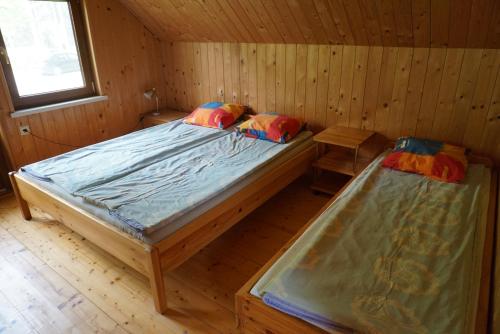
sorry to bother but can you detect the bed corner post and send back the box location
[234,293,243,331]
[8,171,32,220]
[146,246,167,314]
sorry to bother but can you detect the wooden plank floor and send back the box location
[0,176,329,334]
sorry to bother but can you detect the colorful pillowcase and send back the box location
[183,102,245,129]
[237,113,304,144]
[382,137,468,183]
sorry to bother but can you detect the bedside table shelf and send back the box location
[313,126,374,149]
[141,109,187,128]
[313,149,372,176]
[311,126,384,195]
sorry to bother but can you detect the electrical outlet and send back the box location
[19,125,30,136]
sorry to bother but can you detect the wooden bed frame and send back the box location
[8,143,317,314]
[235,155,498,334]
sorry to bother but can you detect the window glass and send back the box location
[0,0,85,97]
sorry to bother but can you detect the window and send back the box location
[0,0,94,110]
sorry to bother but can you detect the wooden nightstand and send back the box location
[311,126,384,194]
[141,108,187,128]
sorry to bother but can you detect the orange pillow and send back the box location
[237,113,304,143]
[183,102,245,129]
[382,137,467,183]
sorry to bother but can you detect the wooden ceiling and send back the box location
[120,0,500,48]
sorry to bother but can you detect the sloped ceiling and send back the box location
[120,0,500,48]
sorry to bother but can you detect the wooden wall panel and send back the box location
[1,0,498,168]
[0,0,166,168]
[415,48,447,138]
[120,0,500,48]
[162,42,500,163]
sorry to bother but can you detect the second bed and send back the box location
[237,152,497,334]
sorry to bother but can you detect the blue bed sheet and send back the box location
[22,120,228,194]
[76,131,312,233]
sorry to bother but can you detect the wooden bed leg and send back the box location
[8,172,32,220]
[146,246,167,314]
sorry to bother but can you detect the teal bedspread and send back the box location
[22,120,312,234]
[22,120,227,193]
[76,130,311,233]
[252,153,490,334]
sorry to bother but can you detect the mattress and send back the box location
[21,122,314,244]
[251,153,491,334]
